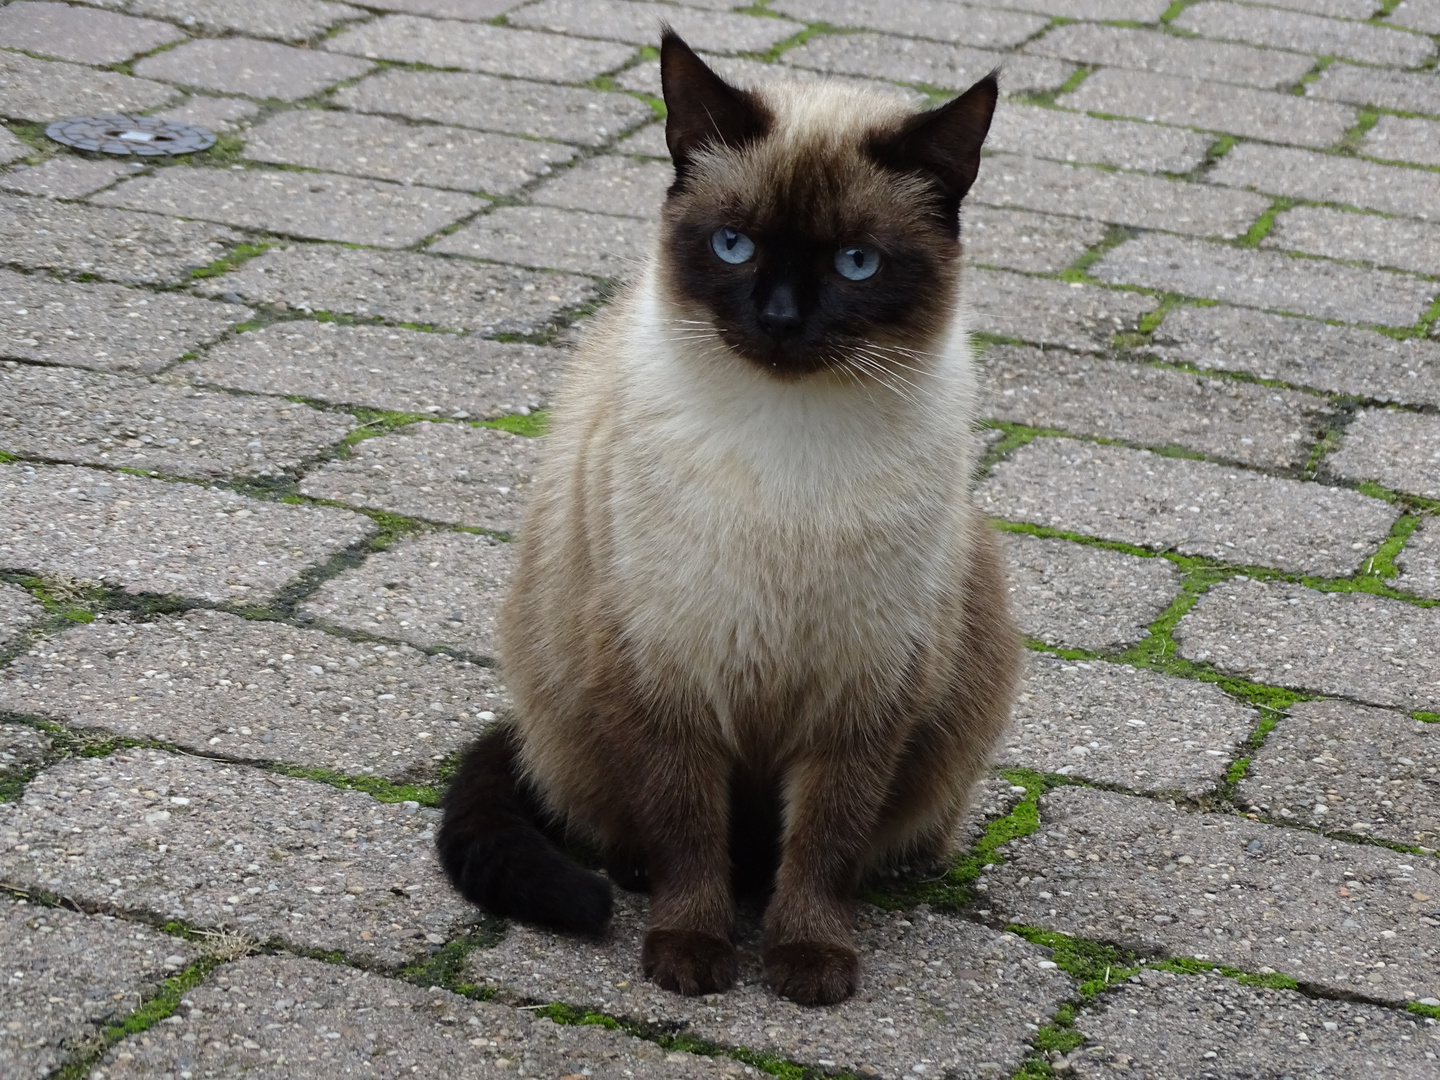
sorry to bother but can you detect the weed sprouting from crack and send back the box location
[268,763,442,806]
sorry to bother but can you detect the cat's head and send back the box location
[656,30,996,379]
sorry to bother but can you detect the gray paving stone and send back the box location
[987,103,1213,174]
[1397,517,1440,600]
[966,270,1158,352]
[300,530,514,660]
[1329,408,1440,499]
[616,120,668,158]
[1024,23,1315,91]
[1265,205,1440,277]
[94,953,743,1080]
[0,1,184,65]
[1306,61,1440,116]
[190,321,564,420]
[987,785,1440,1003]
[0,895,199,1080]
[1364,113,1440,168]
[0,722,49,778]
[0,609,507,781]
[982,0,1171,18]
[470,892,1073,1080]
[430,204,657,277]
[1091,232,1436,327]
[1069,967,1440,1078]
[0,583,45,649]
[1003,532,1181,651]
[298,422,540,534]
[963,205,1104,274]
[0,157,132,200]
[1148,304,1440,408]
[781,31,1076,95]
[1391,0,1440,32]
[194,244,595,336]
[362,0,526,17]
[1236,700,1439,848]
[1003,657,1255,796]
[613,53,928,106]
[969,154,1268,238]
[509,0,803,53]
[979,438,1398,575]
[1208,142,1440,222]
[1175,1,1435,68]
[150,94,261,135]
[770,0,1048,49]
[1175,577,1440,711]
[0,750,475,965]
[92,167,484,249]
[324,15,636,82]
[0,364,354,479]
[1264,0,1386,15]
[0,124,28,166]
[0,267,248,373]
[244,109,577,197]
[127,0,366,41]
[530,154,672,220]
[0,461,376,603]
[0,50,176,122]
[1062,68,1355,149]
[133,38,374,102]
[980,345,1329,468]
[335,70,655,147]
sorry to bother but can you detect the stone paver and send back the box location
[134,38,374,102]
[980,344,1330,468]
[1175,577,1440,711]
[1306,61,1440,116]
[988,785,1440,1003]
[1210,141,1440,222]
[150,94,261,135]
[431,204,658,277]
[0,583,45,649]
[512,0,803,54]
[1176,1,1436,67]
[531,154,673,220]
[365,0,524,16]
[300,530,514,660]
[0,125,28,166]
[128,0,366,41]
[1397,517,1440,599]
[0,462,376,603]
[0,750,475,965]
[0,157,133,200]
[0,895,200,1080]
[298,422,540,534]
[1004,657,1256,796]
[1329,409,1440,498]
[784,32,1076,95]
[1237,699,1439,847]
[771,0,1049,49]
[0,1,185,65]
[963,205,1105,274]
[470,892,1073,1080]
[0,50,176,121]
[0,609,507,780]
[0,723,49,782]
[1392,0,1440,31]
[966,271,1158,352]
[981,438,1398,575]
[987,104,1213,174]
[1265,205,1440,277]
[615,54,928,107]
[195,244,595,335]
[1364,114,1440,168]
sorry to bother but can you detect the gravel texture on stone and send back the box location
[783,31,1075,95]
[989,0,1172,17]
[1175,1,1435,68]
[614,54,929,107]
[770,0,1048,48]
[0,751,476,966]
[963,206,1104,274]
[980,345,1330,468]
[0,609,507,781]
[0,723,50,779]
[151,94,261,135]
[987,785,1440,1003]
[0,462,376,603]
[980,438,1398,576]
[133,38,374,102]
[1209,141,1440,222]
[325,14,635,81]
[1002,531,1181,651]
[1236,699,1439,847]
[92,168,484,249]
[0,582,45,649]
[364,0,525,14]
[1266,204,1440,277]
[1364,113,1440,168]
[509,0,804,53]
[431,205,657,277]
[0,157,133,199]
[244,109,578,197]
[1306,61,1440,116]
[969,154,1267,238]
[616,120,667,158]
[0,895,200,1080]
[0,267,248,373]
[1329,408,1440,498]
[986,103,1213,174]
[190,321,564,420]
[966,271,1158,352]
[0,1,184,65]
[1148,303,1440,407]
[0,191,243,288]
[1175,577,1440,711]
[127,0,366,41]
[469,894,1074,1080]
[1002,656,1256,796]
[335,70,654,147]
[1093,232,1436,327]
[0,124,28,166]
[300,530,514,660]
[1062,67,1356,149]
[94,953,744,1080]
[195,244,594,336]
[0,50,176,122]
[1391,0,1440,31]
[531,154,673,220]
[0,364,354,479]
[1069,967,1440,1078]
[1397,516,1440,599]
[299,422,540,534]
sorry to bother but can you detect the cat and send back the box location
[437,29,1020,1007]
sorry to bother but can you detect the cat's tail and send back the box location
[436,724,613,934]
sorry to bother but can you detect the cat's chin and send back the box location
[721,335,833,379]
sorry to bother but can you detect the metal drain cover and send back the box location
[45,114,216,156]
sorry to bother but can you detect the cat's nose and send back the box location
[758,282,802,338]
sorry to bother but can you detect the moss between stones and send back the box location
[189,242,273,280]
[477,409,550,437]
[269,763,441,806]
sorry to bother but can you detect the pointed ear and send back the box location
[660,27,771,184]
[868,72,999,230]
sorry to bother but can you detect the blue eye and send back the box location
[712,227,755,264]
[834,244,879,281]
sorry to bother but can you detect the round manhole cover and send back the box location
[45,114,216,156]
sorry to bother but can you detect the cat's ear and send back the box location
[869,72,999,225]
[661,27,771,184]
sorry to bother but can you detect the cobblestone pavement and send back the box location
[1,0,1438,1076]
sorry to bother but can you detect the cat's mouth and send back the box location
[718,326,833,377]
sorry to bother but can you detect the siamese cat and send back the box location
[437,30,1020,1007]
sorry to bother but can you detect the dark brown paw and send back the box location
[641,929,737,996]
[763,941,859,1006]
